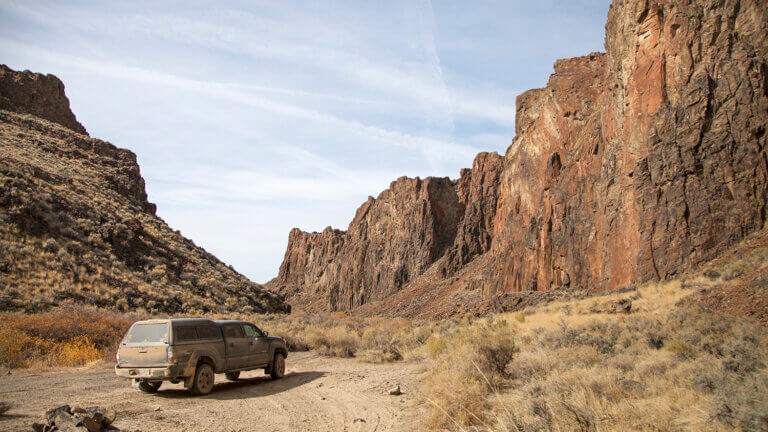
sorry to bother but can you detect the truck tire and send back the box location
[225,371,240,381]
[270,352,285,380]
[190,363,215,395]
[138,380,162,393]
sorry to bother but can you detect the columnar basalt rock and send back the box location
[272,0,768,316]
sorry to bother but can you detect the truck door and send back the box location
[222,324,249,369]
[243,323,270,366]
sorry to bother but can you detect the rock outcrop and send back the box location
[0,67,289,314]
[0,65,87,135]
[270,153,504,312]
[273,175,465,311]
[271,0,768,316]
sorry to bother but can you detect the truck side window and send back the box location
[197,326,221,340]
[243,324,261,338]
[223,324,244,339]
[175,326,198,342]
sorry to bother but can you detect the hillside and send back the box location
[0,65,290,314]
[268,0,768,317]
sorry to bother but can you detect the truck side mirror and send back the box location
[263,331,268,337]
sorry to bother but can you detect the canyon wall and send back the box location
[271,0,768,315]
[270,154,504,312]
[491,0,767,296]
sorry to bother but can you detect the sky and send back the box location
[0,0,611,283]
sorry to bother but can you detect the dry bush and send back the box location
[46,336,101,367]
[425,335,448,358]
[420,321,517,429]
[254,312,434,361]
[0,327,37,368]
[306,325,360,357]
[0,307,132,368]
[484,306,768,432]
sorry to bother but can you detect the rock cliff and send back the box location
[270,0,768,316]
[273,174,467,311]
[0,65,87,135]
[0,67,290,314]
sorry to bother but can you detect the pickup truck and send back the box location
[115,318,288,395]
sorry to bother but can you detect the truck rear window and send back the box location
[125,323,170,344]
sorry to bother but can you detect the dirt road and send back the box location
[0,352,424,431]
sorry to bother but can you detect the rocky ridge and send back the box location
[269,0,768,317]
[0,65,87,135]
[0,66,289,314]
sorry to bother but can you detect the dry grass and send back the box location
[252,312,436,362]
[414,276,768,431]
[420,320,517,428]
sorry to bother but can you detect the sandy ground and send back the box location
[0,352,424,431]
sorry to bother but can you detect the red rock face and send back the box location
[490,0,768,296]
[0,65,87,135]
[273,0,768,315]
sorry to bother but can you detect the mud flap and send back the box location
[184,377,193,389]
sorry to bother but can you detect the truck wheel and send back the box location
[138,380,162,393]
[270,353,285,380]
[225,371,240,381]
[190,363,215,395]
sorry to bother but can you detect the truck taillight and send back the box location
[116,351,120,365]
[167,346,176,363]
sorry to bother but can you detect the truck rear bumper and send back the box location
[115,365,183,380]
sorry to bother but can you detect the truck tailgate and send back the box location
[119,344,168,367]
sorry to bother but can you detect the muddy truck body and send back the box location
[115,318,287,395]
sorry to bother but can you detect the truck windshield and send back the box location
[125,323,170,344]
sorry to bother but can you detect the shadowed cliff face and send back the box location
[270,153,504,313]
[272,174,483,312]
[271,0,768,317]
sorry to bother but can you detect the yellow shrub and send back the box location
[0,309,132,368]
[425,336,447,358]
[47,336,101,367]
[0,327,37,368]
